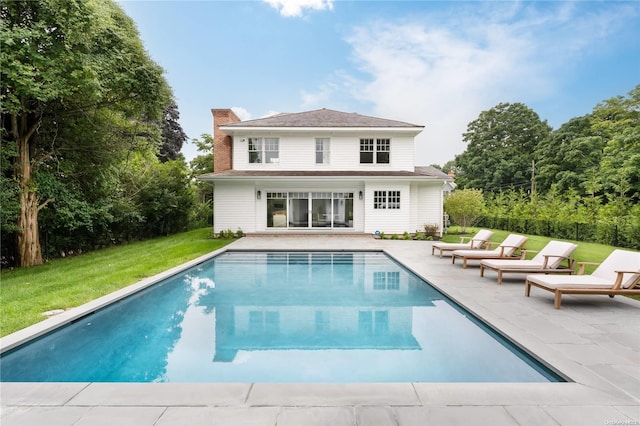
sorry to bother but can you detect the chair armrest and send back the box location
[459,236,471,243]
[485,241,496,249]
[520,249,538,260]
[577,261,600,275]
[612,270,640,289]
[469,238,489,248]
[541,254,573,269]
[497,245,525,258]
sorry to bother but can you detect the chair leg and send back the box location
[554,291,562,309]
[480,265,485,277]
[525,280,531,296]
[497,271,502,285]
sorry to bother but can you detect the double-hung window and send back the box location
[359,138,374,163]
[374,190,401,209]
[315,138,330,164]
[360,138,390,164]
[248,137,279,164]
[376,139,390,163]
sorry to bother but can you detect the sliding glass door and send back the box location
[288,192,309,228]
[312,192,332,228]
[267,192,354,229]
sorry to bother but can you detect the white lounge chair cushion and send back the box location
[482,259,547,270]
[529,241,578,268]
[482,241,577,271]
[433,242,477,251]
[591,249,640,288]
[526,274,622,289]
[453,234,527,259]
[433,230,493,250]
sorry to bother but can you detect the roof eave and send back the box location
[218,126,424,136]
[197,173,450,183]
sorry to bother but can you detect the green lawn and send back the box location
[0,228,233,337]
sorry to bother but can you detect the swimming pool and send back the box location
[0,251,564,382]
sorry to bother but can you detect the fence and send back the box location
[476,216,640,250]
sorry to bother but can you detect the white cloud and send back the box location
[263,0,333,17]
[231,106,252,121]
[300,2,636,166]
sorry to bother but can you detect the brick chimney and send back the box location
[212,108,241,172]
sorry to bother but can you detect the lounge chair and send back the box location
[479,241,577,284]
[451,234,528,268]
[525,249,640,309]
[431,229,494,258]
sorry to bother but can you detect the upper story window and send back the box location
[249,137,279,164]
[360,138,390,164]
[316,138,330,164]
[376,138,390,163]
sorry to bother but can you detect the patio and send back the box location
[2,235,639,425]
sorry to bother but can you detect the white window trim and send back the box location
[360,138,391,164]
[249,137,279,164]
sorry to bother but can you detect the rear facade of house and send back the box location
[198,108,451,235]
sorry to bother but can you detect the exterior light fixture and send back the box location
[257,190,261,199]
[359,191,363,200]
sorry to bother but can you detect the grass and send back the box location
[0,228,234,337]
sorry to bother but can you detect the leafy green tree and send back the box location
[534,116,603,194]
[158,102,187,162]
[137,158,194,237]
[444,189,485,232]
[455,103,551,192]
[592,86,640,202]
[1,0,170,266]
[189,134,214,226]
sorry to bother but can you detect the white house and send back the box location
[198,108,452,235]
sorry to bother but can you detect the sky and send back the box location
[118,0,640,166]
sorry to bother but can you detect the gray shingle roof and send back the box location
[220,108,423,129]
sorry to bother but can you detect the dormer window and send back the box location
[249,137,279,164]
[360,138,390,164]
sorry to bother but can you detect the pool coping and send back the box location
[2,236,639,425]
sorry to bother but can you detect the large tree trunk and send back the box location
[14,110,44,267]
[18,188,43,267]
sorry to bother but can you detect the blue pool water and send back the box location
[1,251,563,382]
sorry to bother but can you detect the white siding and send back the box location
[363,182,411,235]
[361,182,444,235]
[414,183,444,235]
[214,182,257,233]
[232,132,415,172]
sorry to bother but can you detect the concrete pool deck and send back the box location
[1,235,639,425]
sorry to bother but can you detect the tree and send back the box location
[189,134,214,226]
[444,189,485,232]
[1,0,170,266]
[591,85,640,202]
[455,103,551,191]
[158,102,187,162]
[534,116,603,194]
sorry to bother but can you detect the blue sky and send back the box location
[118,0,640,166]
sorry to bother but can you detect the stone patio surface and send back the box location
[2,235,639,425]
